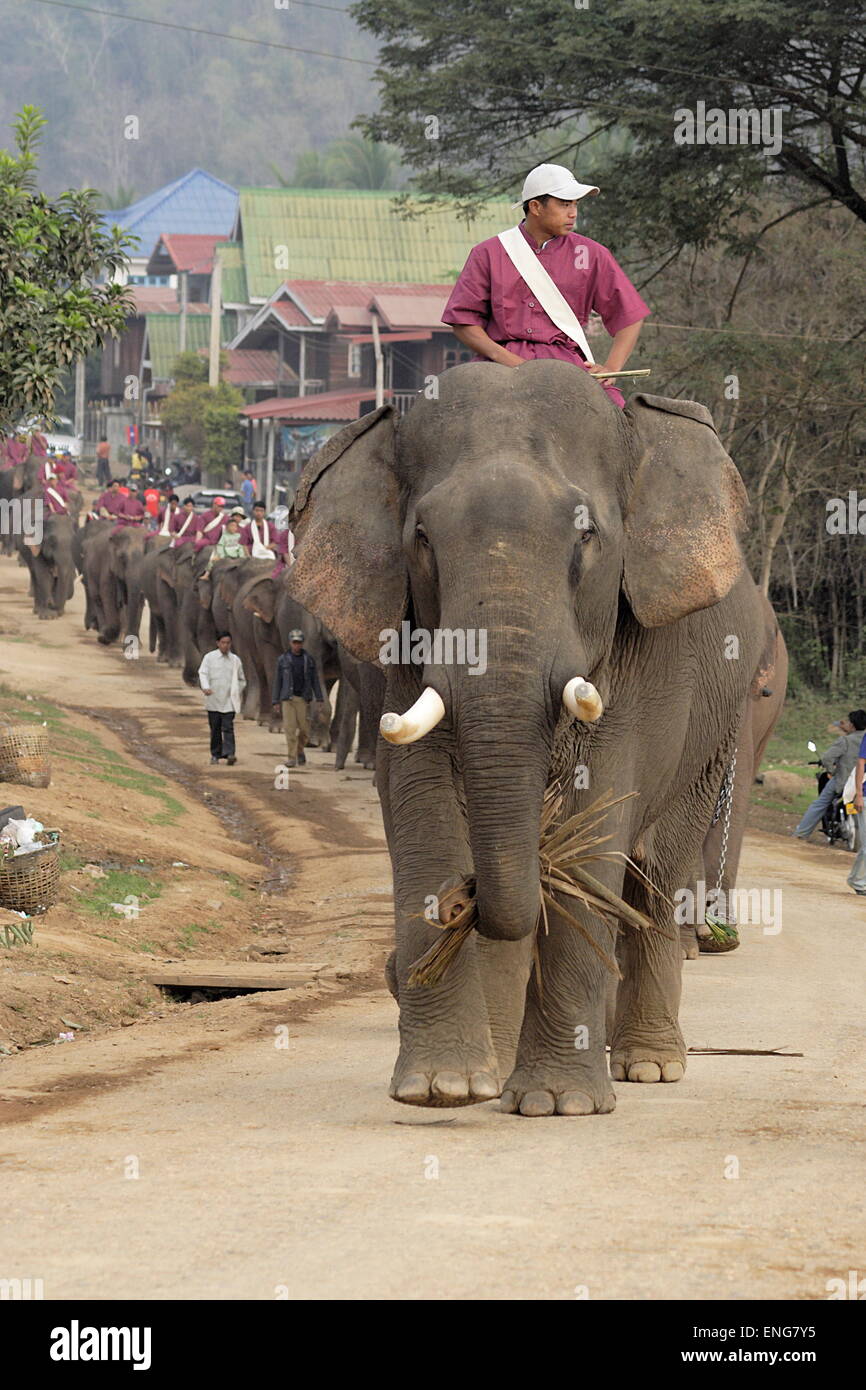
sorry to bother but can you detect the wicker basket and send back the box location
[0,724,51,788]
[0,832,61,915]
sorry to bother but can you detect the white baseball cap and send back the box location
[512,163,600,209]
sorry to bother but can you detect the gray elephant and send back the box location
[683,607,788,957]
[16,496,77,618]
[289,362,773,1117]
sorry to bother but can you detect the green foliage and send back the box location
[0,106,133,434]
[161,354,243,482]
[273,135,404,190]
[353,0,866,256]
[77,869,162,919]
[172,351,209,386]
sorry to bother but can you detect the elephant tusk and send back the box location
[380,687,446,745]
[563,676,604,723]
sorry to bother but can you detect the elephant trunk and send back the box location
[455,687,551,942]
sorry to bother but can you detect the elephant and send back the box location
[2,455,45,557]
[332,644,384,772]
[16,496,77,618]
[155,543,200,668]
[136,533,174,662]
[77,521,147,644]
[681,603,788,958]
[288,361,775,1118]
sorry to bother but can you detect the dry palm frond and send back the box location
[408,783,672,989]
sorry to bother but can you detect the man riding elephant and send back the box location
[288,360,783,1117]
[442,162,650,409]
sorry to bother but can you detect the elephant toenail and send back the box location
[556,1091,596,1115]
[393,1073,429,1102]
[518,1090,556,1117]
[469,1072,500,1099]
[431,1072,469,1101]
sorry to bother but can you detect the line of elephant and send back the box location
[2,453,382,773]
[75,522,385,772]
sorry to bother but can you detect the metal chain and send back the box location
[714,747,737,899]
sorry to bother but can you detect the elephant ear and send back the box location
[289,405,406,664]
[622,394,749,628]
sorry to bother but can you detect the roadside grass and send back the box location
[755,693,853,821]
[0,682,185,826]
[76,869,163,919]
[221,872,246,899]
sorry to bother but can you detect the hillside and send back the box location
[0,0,377,197]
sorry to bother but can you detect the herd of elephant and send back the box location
[1,451,383,772]
[5,367,790,1117]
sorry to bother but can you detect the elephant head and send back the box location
[289,362,747,942]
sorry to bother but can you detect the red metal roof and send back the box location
[195,348,297,387]
[149,233,224,276]
[241,388,389,422]
[286,279,452,324]
[369,291,449,331]
[273,300,315,329]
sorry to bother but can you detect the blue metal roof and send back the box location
[103,169,238,259]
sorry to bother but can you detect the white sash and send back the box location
[250,517,271,560]
[202,510,224,533]
[159,506,177,537]
[169,510,195,547]
[497,226,595,364]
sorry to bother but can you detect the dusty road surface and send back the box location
[1,554,865,1300]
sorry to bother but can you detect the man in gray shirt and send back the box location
[794,709,866,839]
[198,633,247,766]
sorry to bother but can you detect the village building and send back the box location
[88,175,513,496]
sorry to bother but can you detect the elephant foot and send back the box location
[389,1045,500,1108]
[499,1062,615,1117]
[680,925,700,961]
[610,1037,686,1084]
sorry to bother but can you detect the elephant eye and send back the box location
[579,523,596,545]
[415,524,430,546]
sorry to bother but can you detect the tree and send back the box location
[353,0,866,258]
[0,106,132,436]
[160,354,243,486]
[270,136,404,190]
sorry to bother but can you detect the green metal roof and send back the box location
[238,188,516,300]
[215,240,248,305]
[145,311,236,380]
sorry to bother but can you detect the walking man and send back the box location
[272,629,324,768]
[199,633,246,766]
[793,710,866,839]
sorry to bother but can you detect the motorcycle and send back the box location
[806,741,858,850]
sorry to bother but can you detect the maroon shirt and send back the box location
[442,223,650,407]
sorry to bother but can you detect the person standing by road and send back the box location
[847,730,866,896]
[241,470,257,515]
[198,633,246,766]
[272,629,324,768]
[96,437,111,488]
[793,711,866,840]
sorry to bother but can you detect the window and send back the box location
[443,348,473,369]
[347,343,362,378]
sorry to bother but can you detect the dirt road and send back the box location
[1,555,865,1300]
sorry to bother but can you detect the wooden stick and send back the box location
[587,368,652,379]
